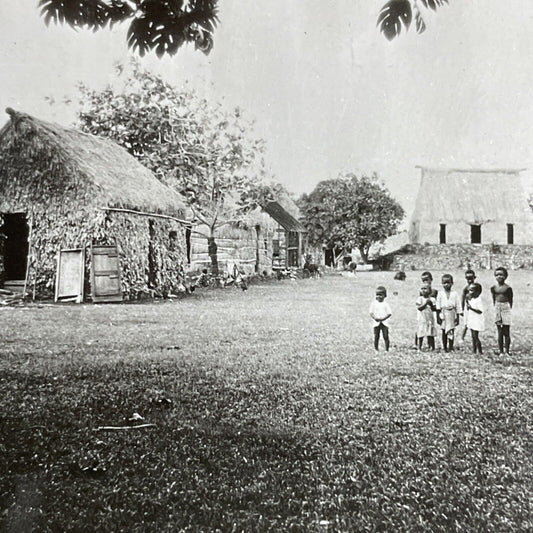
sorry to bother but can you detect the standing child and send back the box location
[369,286,392,352]
[436,274,461,352]
[461,269,477,341]
[413,271,438,347]
[491,267,513,355]
[465,283,484,354]
[416,285,437,351]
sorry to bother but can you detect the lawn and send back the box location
[1,270,532,532]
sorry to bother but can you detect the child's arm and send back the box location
[491,285,496,305]
[508,286,513,308]
[416,298,428,311]
[468,301,482,314]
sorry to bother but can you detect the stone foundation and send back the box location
[391,244,533,271]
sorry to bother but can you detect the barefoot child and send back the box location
[465,283,484,354]
[369,286,392,352]
[461,269,477,341]
[491,267,513,355]
[414,272,438,347]
[416,285,437,351]
[436,274,461,352]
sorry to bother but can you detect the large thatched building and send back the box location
[0,108,189,300]
[409,167,533,245]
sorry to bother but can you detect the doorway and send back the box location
[2,213,29,281]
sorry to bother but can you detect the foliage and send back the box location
[39,0,218,56]
[299,174,405,263]
[38,0,448,57]
[377,0,449,40]
[1,271,533,531]
[77,62,277,274]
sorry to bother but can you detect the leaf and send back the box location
[377,0,412,40]
[420,0,449,11]
[415,11,426,34]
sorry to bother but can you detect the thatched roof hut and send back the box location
[0,108,189,300]
[409,167,533,245]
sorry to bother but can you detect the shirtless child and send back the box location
[490,267,513,355]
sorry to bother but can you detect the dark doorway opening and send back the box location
[2,213,29,281]
[185,226,191,264]
[470,224,481,244]
[439,224,446,244]
[325,248,334,267]
[507,223,514,245]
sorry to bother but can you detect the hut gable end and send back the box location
[409,167,533,245]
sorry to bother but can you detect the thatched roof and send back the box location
[411,167,533,223]
[0,108,189,218]
[264,191,306,232]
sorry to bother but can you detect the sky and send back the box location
[1,1,533,213]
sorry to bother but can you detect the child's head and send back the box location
[468,282,482,298]
[494,266,508,283]
[441,274,453,289]
[420,285,431,298]
[375,286,387,301]
[465,269,476,284]
[421,271,433,285]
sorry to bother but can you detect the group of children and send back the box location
[369,267,514,355]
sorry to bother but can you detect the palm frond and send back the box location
[126,0,218,57]
[39,0,133,29]
[377,0,412,41]
[420,0,449,11]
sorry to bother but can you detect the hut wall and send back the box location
[189,229,275,276]
[415,220,533,245]
[0,203,186,299]
[96,212,186,298]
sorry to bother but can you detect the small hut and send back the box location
[409,167,533,245]
[263,192,306,269]
[0,108,190,300]
[187,191,307,275]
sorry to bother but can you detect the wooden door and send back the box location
[91,244,122,303]
[55,248,84,303]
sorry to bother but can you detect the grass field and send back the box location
[1,270,532,532]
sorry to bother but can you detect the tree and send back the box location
[77,62,276,275]
[299,174,404,264]
[377,0,449,40]
[39,0,449,59]
[39,0,218,56]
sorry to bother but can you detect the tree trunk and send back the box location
[207,236,219,276]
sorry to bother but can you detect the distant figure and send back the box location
[465,282,484,355]
[436,274,461,352]
[461,269,477,342]
[416,285,437,351]
[349,262,358,274]
[394,270,406,281]
[491,267,513,355]
[303,254,321,278]
[369,286,392,352]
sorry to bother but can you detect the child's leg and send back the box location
[461,325,468,340]
[476,333,483,354]
[382,325,390,351]
[414,333,418,348]
[471,330,479,354]
[417,336,423,350]
[441,330,448,351]
[373,326,381,350]
[448,329,455,351]
[503,325,511,354]
[497,325,504,354]
[428,336,435,351]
